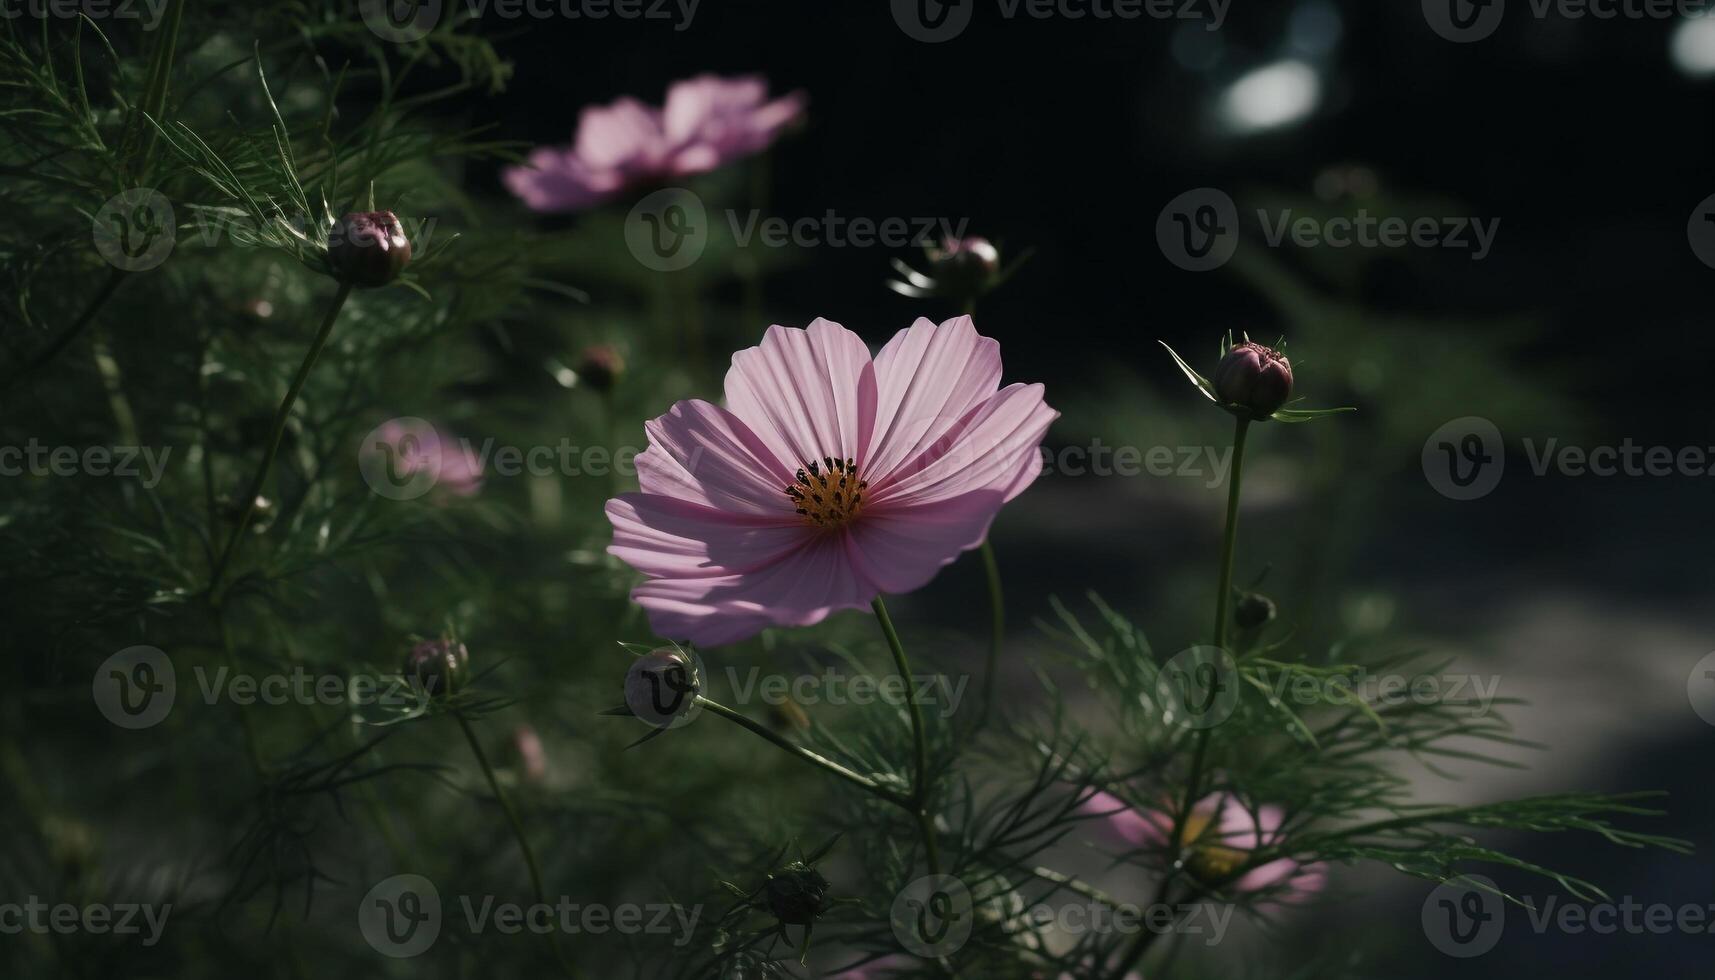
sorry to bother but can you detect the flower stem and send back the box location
[1212,416,1251,651]
[456,710,581,980]
[207,281,352,596]
[871,597,943,876]
[1108,416,1252,980]
[975,539,1005,729]
[696,696,910,807]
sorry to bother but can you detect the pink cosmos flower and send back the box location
[1078,789,1327,901]
[605,316,1056,647]
[504,74,806,212]
[364,418,484,497]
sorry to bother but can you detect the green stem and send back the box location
[1212,416,1251,651]
[697,696,909,807]
[2,267,127,391]
[1109,416,1252,980]
[871,597,943,876]
[208,281,352,595]
[456,711,580,980]
[975,539,1004,729]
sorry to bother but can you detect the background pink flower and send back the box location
[606,316,1056,647]
[504,74,806,212]
[366,418,484,497]
[1078,788,1327,902]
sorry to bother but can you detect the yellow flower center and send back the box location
[785,457,866,529]
[1177,808,1250,884]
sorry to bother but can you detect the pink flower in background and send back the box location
[364,418,484,497]
[504,74,806,212]
[1078,789,1327,901]
[606,316,1056,647]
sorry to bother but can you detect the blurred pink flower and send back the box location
[504,74,806,212]
[606,316,1056,647]
[367,419,484,497]
[1078,789,1326,901]
[513,724,548,783]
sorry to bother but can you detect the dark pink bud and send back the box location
[577,344,625,393]
[1212,341,1293,419]
[328,211,412,288]
[927,236,1001,296]
[403,637,469,697]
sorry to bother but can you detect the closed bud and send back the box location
[1235,592,1277,630]
[1213,341,1292,420]
[328,211,412,288]
[927,236,1001,297]
[577,344,625,393]
[404,637,469,697]
[764,866,831,925]
[624,648,701,728]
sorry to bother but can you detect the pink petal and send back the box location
[844,490,1008,595]
[1075,790,1170,848]
[606,494,806,580]
[865,316,1003,485]
[573,96,667,170]
[722,319,877,473]
[634,399,794,516]
[627,534,873,646]
[866,382,1056,509]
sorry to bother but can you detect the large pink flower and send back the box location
[606,316,1056,647]
[504,74,806,212]
[1078,789,1327,901]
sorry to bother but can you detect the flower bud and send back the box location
[404,637,469,697]
[1212,341,1292,420]
[577,344,625,393]
[624,648,701,728]
[1234,592,1277,630]
[927,236,1001,297]
[764,867,831,925]
[328,211,411,288]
